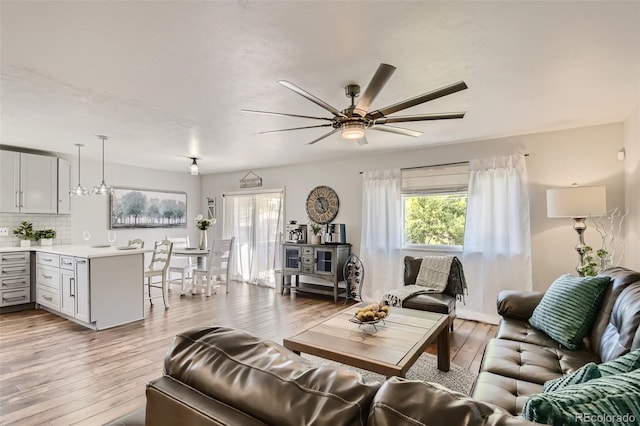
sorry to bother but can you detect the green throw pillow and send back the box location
[599,349,640,376]
[523,369,640,426]
[543,362,601,393]
[529,274,610,350]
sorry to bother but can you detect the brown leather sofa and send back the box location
[472,266,640,416]
[109,325,533,426]
[108,266,639,425]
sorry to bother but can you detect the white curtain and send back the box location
[360,169,403,302]
[461,154,532,324]
[222,190,283,287]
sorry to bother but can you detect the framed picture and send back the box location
[110,188,187,229]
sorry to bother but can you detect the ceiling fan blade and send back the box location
[370,125,423,137]
[353,63,396,117]
[241,109,333,122]
[356,135,368,147]
[278,80,347,118]
[375,112,466,124]
[368,80,468,120]
[258,124,333,135]
[307,128,340,145]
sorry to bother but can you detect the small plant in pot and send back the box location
[13,221,35,247]
[35,229,56,246]
[309,223,322,245]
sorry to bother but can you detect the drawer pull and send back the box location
[42,295,53,302]
[62,261,72,266]
[2,281,27,287]
[2,268,26,274]
[3,295,26,302]
[42,275,53,279]
[42,258,53,262]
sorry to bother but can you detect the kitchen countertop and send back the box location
[0,244,151,258]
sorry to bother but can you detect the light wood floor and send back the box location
[0,282,497,425]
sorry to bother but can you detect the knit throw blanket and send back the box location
[382,285,433,307]
[415,255,454,292]
[382,256,468,307]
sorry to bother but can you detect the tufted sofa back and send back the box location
[591,267,640,362]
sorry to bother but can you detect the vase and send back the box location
[40,238,53,246]
[199,230,208,250]
[19,240,31,247]
[311,235,321,245]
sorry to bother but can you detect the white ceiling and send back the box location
[1,1,638,174]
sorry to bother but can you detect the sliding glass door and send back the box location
[222,189,283,287]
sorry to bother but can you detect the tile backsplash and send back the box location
[0,213,71,247]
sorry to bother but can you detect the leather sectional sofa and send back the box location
[108,266,639,425]
[472,266,640,415]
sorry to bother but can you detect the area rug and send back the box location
[303,353,477,395]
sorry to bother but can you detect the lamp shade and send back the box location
[546,186,606,218]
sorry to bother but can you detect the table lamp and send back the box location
[546,185,606,276]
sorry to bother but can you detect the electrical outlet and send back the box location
[0,227,9,236]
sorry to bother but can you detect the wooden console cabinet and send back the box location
[281,243,351,303]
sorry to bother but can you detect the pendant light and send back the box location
[189,157,199,175]
[69,143,89,196]
[93,135,113,195]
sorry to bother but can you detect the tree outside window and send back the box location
[403,192,467,247]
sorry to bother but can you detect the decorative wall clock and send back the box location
[306,186,339,224]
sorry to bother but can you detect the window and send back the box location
[401,164,469,250]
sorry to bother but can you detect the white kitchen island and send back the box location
[0,245,150,330]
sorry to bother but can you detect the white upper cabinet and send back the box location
[0,150,20,212]
[57,158,71,214]
[0,150,58,213]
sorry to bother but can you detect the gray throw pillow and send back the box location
[529,274,610,350]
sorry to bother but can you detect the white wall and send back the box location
[202,123,626,292]
[68,157,202,248]
[624,104,640,270]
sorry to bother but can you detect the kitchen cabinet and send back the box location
[35,252,61,311]
[281,243,351,303]
[0,150,58,213]
[57,158,71,214]
[60,256,89,323]
[0,251,30,307]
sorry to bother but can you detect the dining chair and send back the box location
[144,239,173,308]
[190,237,234,297]
[128,238,145,249]
[167,235,193,294]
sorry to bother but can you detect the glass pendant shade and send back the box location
[93,135,113,196]
[189,157,199,175]
[69,143,89,196]
[341,122,365,139]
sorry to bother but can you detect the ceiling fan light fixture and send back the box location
[92,135,113,196]
[341,122,365,140]
[189,157,199,175]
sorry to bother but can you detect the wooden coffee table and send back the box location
[283,302,450,378]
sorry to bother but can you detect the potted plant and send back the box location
[13,221,35,247]
[35,229,56,246]
[309,223,322,245]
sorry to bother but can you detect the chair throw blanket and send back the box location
[415,255,454,292]
[382,256,468,307]
[382,284,433,307]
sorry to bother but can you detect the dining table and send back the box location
[172,247,210,270]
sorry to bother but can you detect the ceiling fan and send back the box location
[242,63,468,146]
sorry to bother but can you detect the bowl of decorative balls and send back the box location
[349,303,390,327]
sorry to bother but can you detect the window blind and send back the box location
[401,163,470,194]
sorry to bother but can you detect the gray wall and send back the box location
[202,122,627,293]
